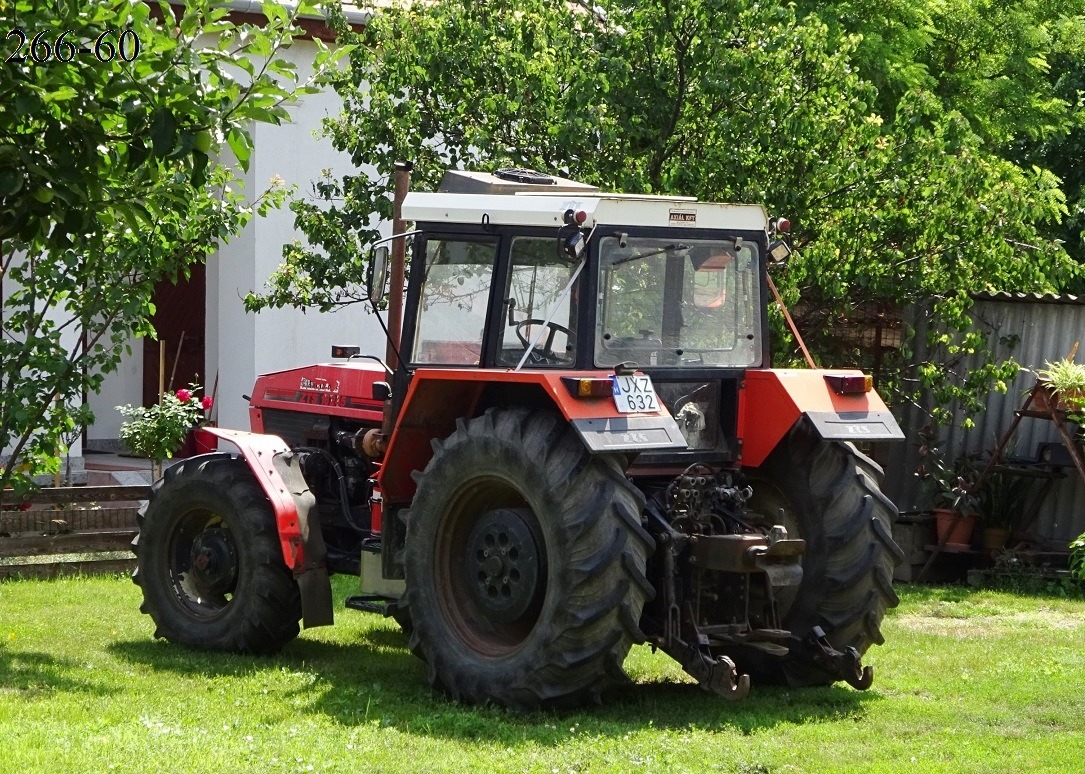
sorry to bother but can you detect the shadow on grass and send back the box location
[0,643,117,699]
[108,621,877,744]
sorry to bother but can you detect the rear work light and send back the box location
[824,373,873,395]
[560,376,614,398]
[331,344,360,358]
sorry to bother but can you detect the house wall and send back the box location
[89,348,143,441]
[89,38,388,442]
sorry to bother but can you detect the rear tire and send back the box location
[401,408,654,708]
[132,454,301,655]
[742,421,904,686]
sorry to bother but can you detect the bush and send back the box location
[117,388,211,463]
[1070,534,1085,582]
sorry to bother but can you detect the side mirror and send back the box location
[367,245,390,302]
[692,268,727,309]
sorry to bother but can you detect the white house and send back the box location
[86,3,389,452]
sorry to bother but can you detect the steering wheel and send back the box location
[602,329,662,366]
[514,318,573,363]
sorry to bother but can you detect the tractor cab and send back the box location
[392,169,774,463]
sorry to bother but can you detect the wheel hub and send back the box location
[466,508,541,623]
[187,528,237,597]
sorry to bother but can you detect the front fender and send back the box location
[199,427,333,629]
[378,368,686,506]
[737,369,903,468]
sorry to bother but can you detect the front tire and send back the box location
[401,409,654,708]
[742,421,904,686]
[132,454,302,654]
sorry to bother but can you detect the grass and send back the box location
[2,576,1085,773]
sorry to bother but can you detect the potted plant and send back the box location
[975,465,1030,552]
[1034,358,1085,417]
[915,427,979,547]
[117,385,213,478]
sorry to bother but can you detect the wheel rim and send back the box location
[466,508,541,624]
[166,508,239,618]
[434,476,547,657]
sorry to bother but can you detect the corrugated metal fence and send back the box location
[885,293,1085,550]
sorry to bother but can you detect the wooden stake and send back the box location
[167,331,185,392]
[155,339,165,481]
[209,372,219,424]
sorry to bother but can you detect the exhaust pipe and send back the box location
[381,161,412,440]
[386,161,411,372]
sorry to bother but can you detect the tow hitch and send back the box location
[803,626,875,690]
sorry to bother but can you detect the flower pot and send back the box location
[982,527,1010,552]
[176,429,198,458]
[2,488,33,512]
[934,508,976,548]
[193,426,218,454]
[177,426,217,457]
[1034,384,1085,414]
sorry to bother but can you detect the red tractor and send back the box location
[133,168,904,708]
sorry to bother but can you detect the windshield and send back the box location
[595,236,761,368]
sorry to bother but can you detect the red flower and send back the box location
[202,396,214,411]
[176,388,192,402]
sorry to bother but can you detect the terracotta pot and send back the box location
[982,527,1010,552]
[1035,384,1085,414]
[1033,385,1055,412]
[934,508,976,547]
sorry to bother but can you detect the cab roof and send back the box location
[402,169,769,232]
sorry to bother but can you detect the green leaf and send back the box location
[127,139,151,171]
[41,87,78,104]
[149,108,177,158]
[226,127,252,170]
[262,1,289,24]
[0,167,24,197]
[191,150,209,188]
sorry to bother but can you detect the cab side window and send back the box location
[497,237,579,367]
[412,238,497,365]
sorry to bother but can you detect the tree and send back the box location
[0,0,340,495]
[248,0,1079,425]
[792,0,1085,265]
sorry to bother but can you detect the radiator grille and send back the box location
[261,409,329,448]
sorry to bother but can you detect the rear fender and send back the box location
[737,369,902,468]
[378,368,687,506]
[200,427,333,628]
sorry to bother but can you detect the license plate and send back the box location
[612,374,660,414]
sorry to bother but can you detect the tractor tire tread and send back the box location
[741,422,901,687]
[131,454,301,655]
[399,407,652,708]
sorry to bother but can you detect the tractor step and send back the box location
[345,594,397,616]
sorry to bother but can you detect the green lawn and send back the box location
[1,575,1084,773]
